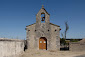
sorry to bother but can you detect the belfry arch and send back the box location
[41,12,45,23]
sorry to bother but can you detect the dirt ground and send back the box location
[20,49,85,57]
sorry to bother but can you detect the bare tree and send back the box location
[61,21,69,50]
[64,21,69,40]
[61,33,64,38]
[61,21,69,39]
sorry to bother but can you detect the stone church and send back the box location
[26,6,61,50]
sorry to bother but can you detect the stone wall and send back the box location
[26,24,36,49]
[50,24,60,50]
[69,42,85,51]
[0,38,25,57]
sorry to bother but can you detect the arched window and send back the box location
[41,13,45,23]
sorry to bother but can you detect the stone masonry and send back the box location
[26,6,61,51]
[0,38,24,57]
[70,39,85,51]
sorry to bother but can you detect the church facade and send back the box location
[26,6,61,50]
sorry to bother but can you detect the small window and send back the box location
[55,30,57,31]
[35,30,36,32]
[48,30,49,31]
[40,41,42,43]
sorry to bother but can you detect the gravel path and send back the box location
[20,49,85,57]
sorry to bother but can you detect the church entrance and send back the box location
[39,37,47,50]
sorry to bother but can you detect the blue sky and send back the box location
[0,0,85,39]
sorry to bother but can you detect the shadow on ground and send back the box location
[74,54,85,57]
[60,47,69,51]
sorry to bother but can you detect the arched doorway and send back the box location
[39,37,47,50]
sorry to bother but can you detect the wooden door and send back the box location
[39,37,47,50]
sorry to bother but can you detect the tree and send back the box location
[64,21,69,40]
[61,21,69,44]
